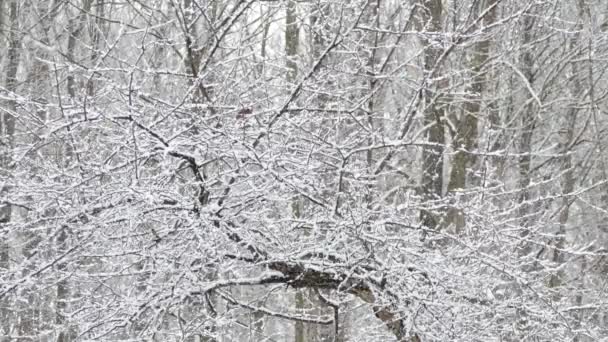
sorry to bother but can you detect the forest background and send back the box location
[1,0,608,341]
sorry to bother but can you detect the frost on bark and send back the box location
[417,0,446,231]
[285,0,299,83]
[446,0,498,231]
[548,0,587,290]
[517,12,536,258]
[66,0,93,99]
[0,0,19,339]
[180,0,218,114]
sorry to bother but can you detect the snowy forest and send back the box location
[1,0,608,341]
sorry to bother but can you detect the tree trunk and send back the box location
[1,1,19,339]
[66,0,93,99]
[549,0,586,287]
[87,0,105,96]
[285,0,299,82]
[417,0,446,231]
[366,0,381,207]
[513,10,538,339]
[446,0,497,231]
[517,13,536,257]
[284,3,309,342]
[57,2,93,340]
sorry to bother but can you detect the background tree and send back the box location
[0,0,19,339]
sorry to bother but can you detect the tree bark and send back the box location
[66,0,93,99]
[446,0,498,231]
[1,1,19,339]
[517,13,536,257]
[57,2,93,341]
[417,0,446,231]
[285,0,299,82]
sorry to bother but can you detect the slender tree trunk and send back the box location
[285,0,299,82]
[0,0,8,337]
[56,226,75,342]
[517,13,536,257]
[57,3,93,340]
[19,2,65,338]
[446,0,497,231]
[66,0,92,99]
[0,0,5,69]
[512,11,538,339]
[572,255,587,342]
[1,1,19,339]
[181,0,215,109]
[549,113,575,288]
[283,3,309,342]
[179,3,219,340]
[418,0,446,231]
[366,0,380,205]
[87,0,104,96]
[570,4,590,337]
[258,7,271,77]
[549,0,586,286]
[0,0,4,41]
